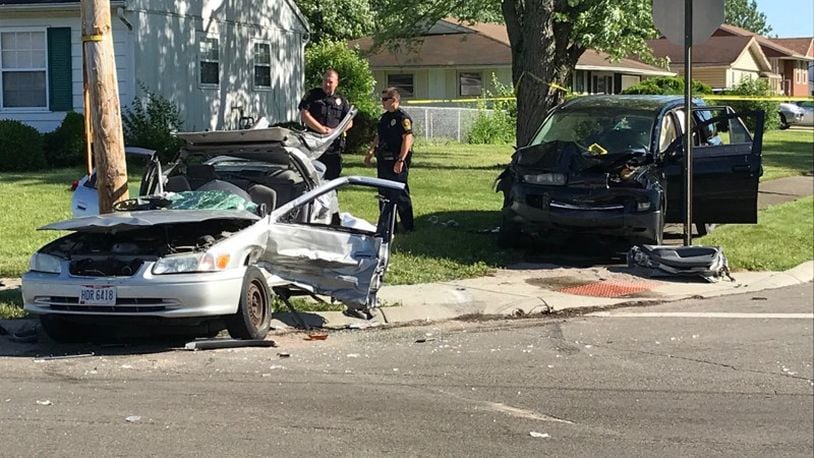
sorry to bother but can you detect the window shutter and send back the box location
[47,27,73,111]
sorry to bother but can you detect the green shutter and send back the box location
[47,27,73,111]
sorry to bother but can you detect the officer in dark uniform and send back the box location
[364,87,414,232]
[299,69,352,180]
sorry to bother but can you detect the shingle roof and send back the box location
[648,35,766,68]
[770,37,814,57]
[351,19,672,76]
[0,1,80,4]
[714,24,808,59]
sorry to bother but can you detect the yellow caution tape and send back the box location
[81,34,104,42]
[404,94,814,105]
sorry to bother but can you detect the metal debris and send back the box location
[125,415,142,423]
[34,352,95,362]
[183,338,277,351]
[36,400,53,406]
[529,431,550,438]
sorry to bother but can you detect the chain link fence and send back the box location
[401,106,491,142]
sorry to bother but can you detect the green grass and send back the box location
[760,129,814,181]
[0,129,810,318]
[699,197,814,271]
[0,289,25,319]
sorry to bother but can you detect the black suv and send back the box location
[496,95,763,247]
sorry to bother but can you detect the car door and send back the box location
[261,176,405,309]
[664,106,763,224]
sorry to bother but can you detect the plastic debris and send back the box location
[529,432,550,438]
[414,338,436,343]
[305,332,328,341]
[125,415,142,423]
[36,400,53,406]
[277,352,291,358]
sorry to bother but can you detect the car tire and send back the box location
[226,266,272,340]
[39,315,90,343]
[695,223,716,237]
[497,216,521,248]
[779,114,790,130]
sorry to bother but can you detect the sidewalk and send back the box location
[272,261,814,330]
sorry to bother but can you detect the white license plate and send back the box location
[79,286,117,305]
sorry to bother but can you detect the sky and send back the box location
[753,0,814,37]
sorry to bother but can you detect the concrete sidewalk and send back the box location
[273,261,814,330]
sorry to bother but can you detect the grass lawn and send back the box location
[699,196,814,271]
[0,129,811,318]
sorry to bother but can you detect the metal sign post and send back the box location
[652,0,724,246]
[683,0,693,246]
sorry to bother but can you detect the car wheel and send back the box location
[779,114,789,130]
[695,223,716,237]
[226,266,272,340]
[497,217,521,248]
[39,315,90,343]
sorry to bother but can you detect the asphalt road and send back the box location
[0,284,811,456]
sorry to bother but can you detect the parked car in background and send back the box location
[779,102,806,129]
[793,101,814,125]
[23,110,406,342]
[496,95,764,248]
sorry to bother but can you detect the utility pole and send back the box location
[81,0,128,213]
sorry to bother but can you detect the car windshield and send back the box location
[114,190,258,213]
[529,108,656,155]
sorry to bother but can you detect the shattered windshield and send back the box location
[518,108,657,172]
[114,190,257,213]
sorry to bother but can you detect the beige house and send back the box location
[648,35,773,92]
[349,19,674,103]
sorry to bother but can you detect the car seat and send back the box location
[186,164,217,189]
[247,184,277,216]
[165,175,191,192]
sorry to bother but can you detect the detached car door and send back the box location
[262,176,405,309]
[665,107,763,224]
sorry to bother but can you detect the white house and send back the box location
[0,0,309,133]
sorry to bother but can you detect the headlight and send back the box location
[152,252,232,275]
[637,202,652,212]
[28,253,62,274]
[523,173,567,186]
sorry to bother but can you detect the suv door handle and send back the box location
[732,165,751,172]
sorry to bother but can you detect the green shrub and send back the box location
[621,76,713,95]
[44,111,86,168]
[305,40,378,151]
[713,78,780,132]
[0,120,46,171]
[122,83,184,162]
[467,75,516,144]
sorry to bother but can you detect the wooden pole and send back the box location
[80,0,128,213]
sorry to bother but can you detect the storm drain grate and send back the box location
[558,280,659,298]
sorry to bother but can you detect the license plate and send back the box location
[79,286,117,305]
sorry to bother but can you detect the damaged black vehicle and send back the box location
[496,95,764,248]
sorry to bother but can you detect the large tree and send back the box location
[372,0,657,145]
[725,0,772,35]
[294,0,376,44]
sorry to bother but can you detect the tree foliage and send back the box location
[294,0,376,44]
[372,0,658,145]
[724,0,772,35]
[621,76,712,95]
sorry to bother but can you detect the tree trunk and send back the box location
[502,0,585,146]
[81,0,128,213]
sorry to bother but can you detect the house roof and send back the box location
[351,18,673,76]
[714,24,811,60]
[648,35,772,70]
[770,37,814,57]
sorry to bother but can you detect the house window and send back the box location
[459,72,482,96]
[199,37,219,86]
[254,42,271,88]
[387,74,414,98]
[0,31,47,108]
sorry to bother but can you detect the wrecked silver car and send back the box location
[22,112,405,342]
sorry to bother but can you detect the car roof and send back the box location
[560,95,703,113]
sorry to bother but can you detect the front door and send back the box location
[665,107,764,224]
[263,177,404,308]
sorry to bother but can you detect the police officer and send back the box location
[299,69,353,180]
[364,87,414,232]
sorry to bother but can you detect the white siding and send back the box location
[0,10,133,132]
[125,0,307,131]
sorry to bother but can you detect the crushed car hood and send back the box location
[516,141,649,173]
[40,209,260,233]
